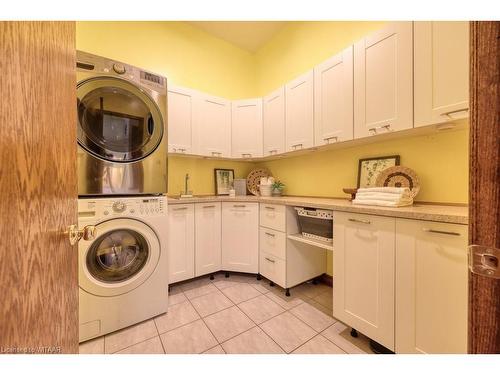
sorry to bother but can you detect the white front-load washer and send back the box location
[78,196,168,342]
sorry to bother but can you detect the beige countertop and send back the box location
[167,195,468,225]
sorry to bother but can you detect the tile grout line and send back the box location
[152,318,167,354]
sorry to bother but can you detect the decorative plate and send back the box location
[246,168,270,196]
[375,166,420,198]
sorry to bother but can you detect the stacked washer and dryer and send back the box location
[76,51,169,343]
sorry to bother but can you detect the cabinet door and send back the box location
[395,219,468,353]
[354,22,413,138]
[194,94,231,157]
[263,86,286,156]
[231,98,263,158]
[195,202,221,277]
[414,21,470,127]
[332,212,395,350]
[285,70,314,152]
[221,202,259,273]
[167,85,197,154]
[314,46,354,145]
[168,204,195,283]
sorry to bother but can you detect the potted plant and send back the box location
[271,180,285,196]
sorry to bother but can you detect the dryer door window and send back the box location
[86,229,150,283]
[77,77,163,162]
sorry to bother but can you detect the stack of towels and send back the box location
[353,187,413,207]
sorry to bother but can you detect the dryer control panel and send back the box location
[78,196,166,220]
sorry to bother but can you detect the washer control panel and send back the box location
[78,197,166,219]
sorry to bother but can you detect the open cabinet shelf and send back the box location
[287,233,334,251]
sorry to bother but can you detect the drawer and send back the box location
[259,251,286,288]
[259,203,286,231]
[259,227,286,260]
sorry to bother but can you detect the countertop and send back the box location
[167,195,468,225]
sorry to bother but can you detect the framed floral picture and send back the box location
[214,169,235,195]
[357,155,400,188]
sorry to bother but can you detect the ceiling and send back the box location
[187,22,286,52]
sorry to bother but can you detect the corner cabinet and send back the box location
[167,85,198,154]
[354,22,413,138]
[221,202,259,273]
[395,219,468,353]
[414,21,470,127]
[194,93,231,157]
[167,204,195,283]
[314,46,354,145]
[263,86,286,156]
[332,212,396,351]
[285,70,314,152]
[194,202,222,277]
[231,98,263,158]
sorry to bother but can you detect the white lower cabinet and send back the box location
[332,212,396,351]
[221,202,259,273]
[194,202,221,277]
[395,219,468,353]
[167,204,195,283]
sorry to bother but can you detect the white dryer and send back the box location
[78,196,168,342]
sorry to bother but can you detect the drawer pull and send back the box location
[233,204,246,208]
[242,153,252,158]
[265,206,275,210]
[348,218,371,225]
[265,232,275,237]
[324,136,338,143]
[173,207,188,211]
[291,143,303,150]
[368,124,391,134]
[422,228,461,236]
[440,108,469,117]
[265,257,276,263]
[203,205,215,208]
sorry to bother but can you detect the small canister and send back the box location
[233,179,247,196]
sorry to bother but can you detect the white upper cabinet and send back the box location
[314,46,354,145]
[231,98,263,158]
[354,22,413,138]
[414,21,470,127]
[194,93,231,157]
[167,85,198,154]
[285,70,314,152]
[263,86,286,156]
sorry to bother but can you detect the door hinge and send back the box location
[468,244,500,279]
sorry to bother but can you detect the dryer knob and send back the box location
[112,201,126,213]
[113,63,126,75]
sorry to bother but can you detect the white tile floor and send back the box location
[79,272,373,354]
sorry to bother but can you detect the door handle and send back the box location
[265,257,276,263]
[66,225,96,245]
[469,244,500,279]
[422,228,461,236]
[348,218,371,225]
[440,108,469,118]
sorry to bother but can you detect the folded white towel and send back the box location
[355,191,412,201]
[357,187,410,195]
[352,198,413,207]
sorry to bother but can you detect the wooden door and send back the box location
[168,204,195,283]
[263,86,286,156]
[414,21,470,127]
[285,70,314,152]
[195,203,222,277]
[231,98,263,158]
[0,22,78,353]
[332,212,395,351]
[167,85,198,154]
[194,93,231,157]
[395,219,468,353]
[354,22,413,138]
[221,202,259,273]
[314,46,354,145]
[468,21,500,354]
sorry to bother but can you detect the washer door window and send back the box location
[79,218,160,297]
[77,77,163,162]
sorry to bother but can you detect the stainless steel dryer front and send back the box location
[76,51,167,196]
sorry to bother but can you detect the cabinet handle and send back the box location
[269,149,278,154]
[173,207,188,211]
[348,218,371,225]
[368,124,391,134]
[265,232,275,237]
[265,206,275,210]
[242,153,252,158]
[291,143,303,150]
[203,205,215,208]
[265,257,276,263]
[211,151,222,156]
[422,228,461,236]
[324,136,338,143]
[233,204,246,208]
[440,108,469,117]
